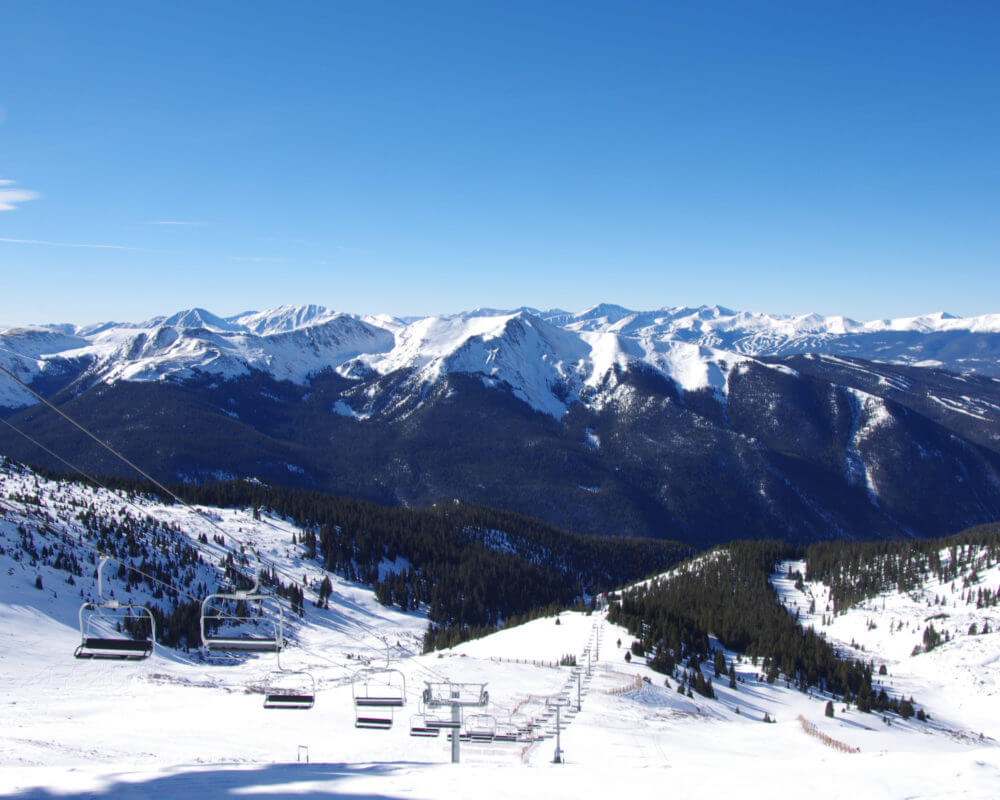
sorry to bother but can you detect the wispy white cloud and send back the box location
[0,235,355,264]
[147,220,205,226]
[0,179,40,211]
[0,236,147,251]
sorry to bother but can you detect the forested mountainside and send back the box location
[609,542,918,717]
[0,459,689,650]
[3,304,1000,547]
[175,478,691,641]
[606,523,1000,727]
[804,521,1000,613]
[2,351,998,547]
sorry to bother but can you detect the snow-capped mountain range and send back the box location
[3,303,1000,546]
[2,303,999,414]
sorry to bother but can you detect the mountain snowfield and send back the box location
[2,464,1000,798]
[3,302,1000,416]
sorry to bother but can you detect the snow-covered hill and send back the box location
[3,303,1000,417]
[774,551,1000,744]
[3,476,1000,798]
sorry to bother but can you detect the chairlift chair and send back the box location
[494,722,519,742]
[353,668,406,730]
[75,557,156,661]
[517,725,536,742]
[200,567,284,655]
[463,714,497,743]
[423,707,462,730]
[356,715,394,730]
[422,682,488,708]
[409,713,441,738]
[263,652,316,710]
[408,696,441,737]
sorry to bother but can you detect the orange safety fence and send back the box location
[797,715,860,753]
[489,656,564,668]
[597,672,643,695]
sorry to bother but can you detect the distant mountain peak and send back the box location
[2,302,999,418]
[159,307,246,333]
[233,304,339,335]
[576,303,635,322]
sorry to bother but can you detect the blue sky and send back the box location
[1,1,997,326]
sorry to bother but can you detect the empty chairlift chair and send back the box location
[463,714,497,743]
[75,557,156,661]
[263,653,316,710]
[420,681,488,735]
[423,706,462,731]
[200,567,284,655]
[409,703,441,738]
[353,668,406,729]
[494,722,519,742]
[409,714,440,738]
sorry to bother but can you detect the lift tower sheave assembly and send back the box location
[423,681,489,764]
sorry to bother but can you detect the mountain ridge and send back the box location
[3,303,1000,547]
[3,303,1000,415]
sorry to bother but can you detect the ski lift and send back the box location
[494,721,519,742]
[422,705,461,730]
[511,713,533,738]
[263,651,316,710]
[516,723,536,742]
[200,563,284,654]
[409,713,441,738]
[75,557,156,661]
[409,697,441,738]
[462,714,496,743]
[353,668,406,730]
[422,681,488,708]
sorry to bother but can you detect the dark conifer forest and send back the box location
[804,523,1000,612]
[608,541,920,713]
[6,458,999,716]
[24,467,691,648]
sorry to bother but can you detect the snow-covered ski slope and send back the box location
[774,555,1000,751]
[2,466,1000,797]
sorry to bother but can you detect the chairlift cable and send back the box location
[0,358,418,627]
[0,493,204,606]
[0,360,287,587]
[0,417,208,604]
[0,447,428,680]
[0,417,221,601]
[0,360,451,680]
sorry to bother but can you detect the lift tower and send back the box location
[423,681,489,764]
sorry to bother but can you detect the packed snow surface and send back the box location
[774,556,1000,748]
[1,465,999,797]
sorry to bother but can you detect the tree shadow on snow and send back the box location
[11,761,428,800]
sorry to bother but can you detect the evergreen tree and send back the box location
[713,648,726,678]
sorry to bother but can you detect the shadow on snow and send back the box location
[11,762,428,800]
